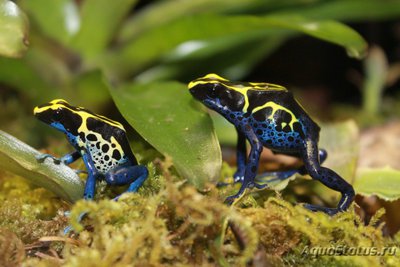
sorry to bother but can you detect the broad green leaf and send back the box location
[70,0,138,58]
[136,31,286,82]
[101,14,367,79]
[117,0,271,43]
[0,56,53,101]
[110,81,221,189]
[20,0,79,45]
[0,130,84,203]
[354,167,400,201]
[0,0,29,58]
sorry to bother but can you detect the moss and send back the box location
[0,173,67,243]
[1,160,399,266]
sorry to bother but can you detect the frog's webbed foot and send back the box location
[36,154,61,164]
[303,204,340,216]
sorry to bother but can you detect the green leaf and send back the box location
[110,81,221,189]
[282,0,400,22]
[0,130,84,203]
[0,0,29,58]
[0,56,53,101]
[117,0,269,43]
[354,167,400,201]
[136,31,286,82]
[101,14,367,79]
[70,0,138,58]
[20,0,79,45]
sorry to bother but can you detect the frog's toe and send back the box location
[233,175,244,183]
[303,204,339,216]
[36,154,61,164]
[253,182,269,189]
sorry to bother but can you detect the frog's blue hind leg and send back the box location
[224,127,262,205]
[104,165,149,200]
[255,149,328,188]
[301,140,355,215]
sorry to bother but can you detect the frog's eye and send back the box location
[53,108,63,121]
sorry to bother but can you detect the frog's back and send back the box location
[78,115,138,172]
[246,89,320,151]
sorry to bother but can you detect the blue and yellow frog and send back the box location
[34,99,148,201]
[188,74,355,215]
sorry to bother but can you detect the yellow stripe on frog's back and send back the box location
[252,101,299,130]
[35,99,125,130]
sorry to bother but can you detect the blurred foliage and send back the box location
[0,0,29,58]
[1,0,400,265]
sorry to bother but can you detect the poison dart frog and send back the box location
[34,99,149,201]
[188,74,355,215]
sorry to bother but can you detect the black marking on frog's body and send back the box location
[189,74,354,215]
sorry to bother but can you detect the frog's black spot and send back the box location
[111,143,116,148]
[104,155,110,161]
[293,122,305,138]
[108,162,112,166]
[256,129,263,135]
[253,107,272,122]
[283,125,291,133]
[229,114,235,119]
[295,139,300,143]
[270,132,275,136]
[79,132,86,142]
[279,110,292,123]
[275,124,282,131]
[277,133,282,137]
[96,142,101,149]
[243,113,251,118]
[277,139,283,143]
[262,123,268,128]
[266,139,272,144]
[253,123,258,128]
[91,144,95,147]
[102,144,109,153]
[87,134,97,141]
[112,150,121,161]
[100,160,104,164]
[238,116,243,121]
[251,166,257,173]
[288,136,294,142]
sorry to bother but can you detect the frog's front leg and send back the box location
[301,139,355,215]
[233,127,247,183]
[104,165,149,200]
[225,125,263,205]
[82,153,98,200]
[36,150,81,165]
